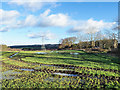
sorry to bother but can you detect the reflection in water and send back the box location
[36,52,47,54]
[20,68,34,71]
[56,69,72,71]
[70,53,79,55]
[1,76,17,80]
[9,52,19,58]
[1,70,20,80]
[2,70,20,75]
[53,73,78,77]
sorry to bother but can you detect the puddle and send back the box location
[40,64,57,67]
[2,70,20,75]
[20,68,34,71]
[36,52,47,54]
[9,52,19,58]
[1,76,17,80]
[1,70,20,80]
[53,73,78,77]
[34,66,42,69]
[70,53,79,55]
[56,51,59,53]
[42,65,55,67]
[50,51,58,53]
[56,69,73,71]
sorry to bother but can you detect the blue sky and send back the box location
[0,1,118,46]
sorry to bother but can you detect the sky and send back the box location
[0,0,118,46]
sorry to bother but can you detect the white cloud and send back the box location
[28,30,56,40]
[19,9,71,28]
[24,15,39,27]
[39,10,71,27]
[0,27,9,32]
[0,9,20,32]
[0,9,71,32]
[9,0,58,12]
[0,9,20,25]
[0,9,116,34]
[68,18,116,34]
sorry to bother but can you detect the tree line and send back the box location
[58,31,118,50]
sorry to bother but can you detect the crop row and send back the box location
[2,70,120,88]
[5,53,120,76]
[2,61,120,82]
[9,53,120,73]
[9,55,120,74]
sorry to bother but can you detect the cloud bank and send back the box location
[22,9,71,27]
[0,9,71,31]
[0,9,20,25]
[68,18,116,34]
[0,9,116,34]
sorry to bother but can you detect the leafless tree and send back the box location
[59,37,77,49]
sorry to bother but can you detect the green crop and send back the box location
[1,50,120,88]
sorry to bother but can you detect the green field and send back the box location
[1,50,120,88]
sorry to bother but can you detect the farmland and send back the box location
[1,50,120,88]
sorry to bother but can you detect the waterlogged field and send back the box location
[1,50,120,88]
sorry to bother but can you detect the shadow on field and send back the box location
[92,53,120,65]
[59,52,120,65]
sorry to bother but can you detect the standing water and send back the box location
[53,73,78,77]
[36,52,47,54]
[9,52,19,58]
[20,68,34,71]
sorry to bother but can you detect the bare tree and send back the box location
[77,33,86,49]
[59,37,77,49]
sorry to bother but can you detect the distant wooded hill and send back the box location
[9,44,60,50]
